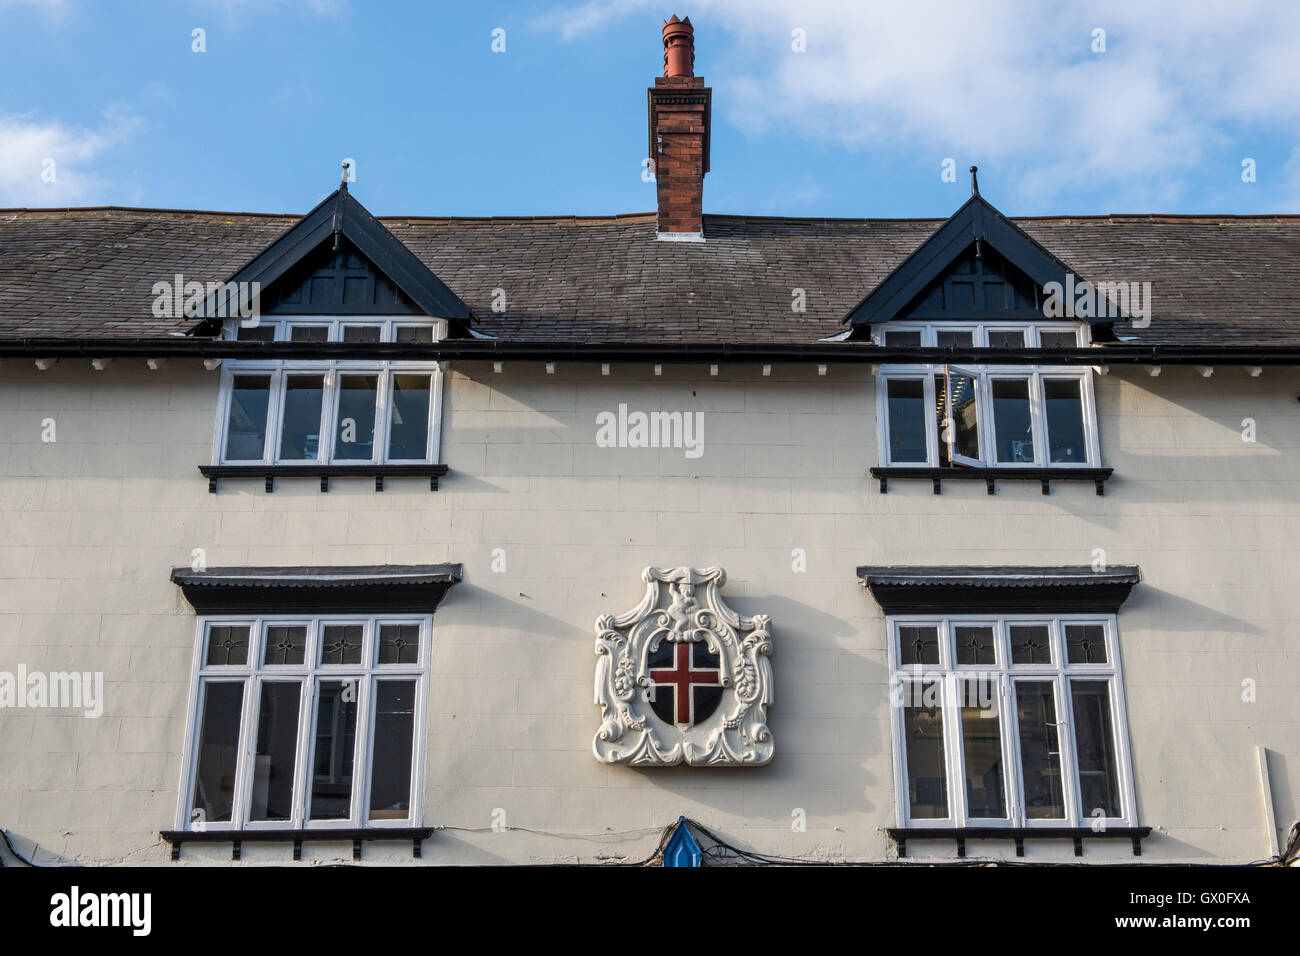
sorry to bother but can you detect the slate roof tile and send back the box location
[1,207,1298,344]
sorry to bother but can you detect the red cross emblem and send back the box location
[650,642,721,726]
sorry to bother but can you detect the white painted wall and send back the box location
[0,359,1296,865]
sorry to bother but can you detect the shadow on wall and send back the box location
[611,595,888,836]
[1121,584,1267,637]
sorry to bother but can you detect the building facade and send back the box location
[1,17,1298,866]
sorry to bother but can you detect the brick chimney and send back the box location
[648,15,711,240]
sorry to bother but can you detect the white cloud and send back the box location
[0,108,139,206]
[552,0,1300,207]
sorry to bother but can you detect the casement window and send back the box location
[879,367,1098,467]
[215,361,442,465]
[874,321,1099,468]
[888,614,1136,829]
[181,615,428,831]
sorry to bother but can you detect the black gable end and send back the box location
[261,235,422,315]
[898,243,1042,320]
[845,185,1115,332]
[193,183,473,330]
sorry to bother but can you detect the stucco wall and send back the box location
[1,358,1297,865]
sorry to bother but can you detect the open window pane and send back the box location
[310,680,359,820]
[898,625,940,666]
[388,374,432,460]
[205,625,250,666]
[368,680,416,820]
[334,374,379,461]
[991,379,1035,463]
[1064,623,1107,664]
[959,679,1007,819]
[885,378,929,463]
[224,374,271,461]
[1071,681,1122,817]
[953,625,995,665]
[1044,378,1087,463]
[1016,681,1065,819]
[941,370,980,465]
[278,374,324,460]
[249,681,302,822]
[191,681,244,824]
[901,681,947,819]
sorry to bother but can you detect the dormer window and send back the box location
[874,322,1100,469]
[195,184,472,491]
[846,188,1119,491]
[228,316,444,344]
[878,363,1098,468]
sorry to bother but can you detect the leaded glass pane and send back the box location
[263,625,307,666]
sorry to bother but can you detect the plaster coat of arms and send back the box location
[593,567,774,766]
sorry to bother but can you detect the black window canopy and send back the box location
[171,564,463,614]
[857,565,1140,614]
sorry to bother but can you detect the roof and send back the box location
[3,205,1300,345]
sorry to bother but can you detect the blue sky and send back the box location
[2,0,1298,218]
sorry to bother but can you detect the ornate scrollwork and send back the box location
[593,567,775,766]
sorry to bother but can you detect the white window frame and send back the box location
[876,329,1101,468]
[212,360,444,466]
[887,614,1138,831]
[224,315,448,344]
[872,321,1092,350]
[175,614,430,833]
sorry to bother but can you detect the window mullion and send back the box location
[1000,675,1024,827]
[287,673,311,829]
[1028,372,1048,467]
[923,374,939,466]
[943,673,966,827]
[230,673,258,829]
[322,363,340,463]
[1055,673,1081,828]
[351,675,374,827]
[377,365,392,465]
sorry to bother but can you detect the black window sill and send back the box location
[887,826,1151,858]
[160,827,434,861]
[869,466,1113,496]
[199,463,449,493]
